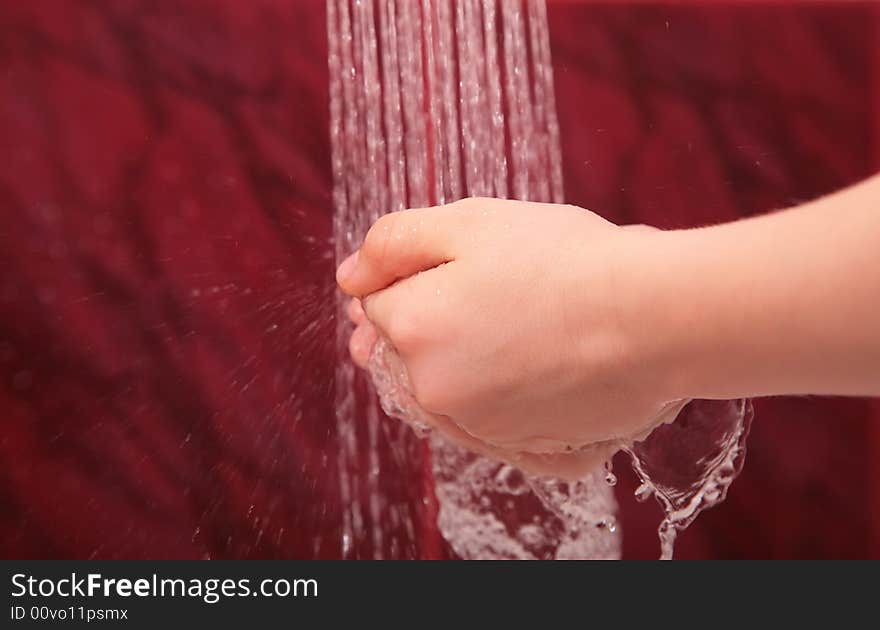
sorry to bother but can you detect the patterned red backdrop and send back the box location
[0,0,877,558]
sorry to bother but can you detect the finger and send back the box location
[361,264,452,346]
[336,202,475,297]
[346,298,366,324]
[348,321,378,369]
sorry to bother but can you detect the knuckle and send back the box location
[466,196,492,206]
[449,196,481,212]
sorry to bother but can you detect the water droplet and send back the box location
[634,482,654,503]
[603,459,616,485]
[411,421,431,438]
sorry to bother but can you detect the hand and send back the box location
[344,297,619,479]
[337,197,682,462]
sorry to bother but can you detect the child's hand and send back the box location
[344,296,620,480]
[337,198,681,459]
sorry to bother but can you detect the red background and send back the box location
[0,0,878,559]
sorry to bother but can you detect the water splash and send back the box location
[626,399,754,559]
[430,436,619,560]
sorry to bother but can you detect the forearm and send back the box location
[632,175,880,401]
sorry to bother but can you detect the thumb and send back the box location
[336,204,468,297]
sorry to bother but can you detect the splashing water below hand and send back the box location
[626,398,754,559]
[370,335,753,559]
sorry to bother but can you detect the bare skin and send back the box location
[337,175,880,477]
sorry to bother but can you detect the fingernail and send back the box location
[336,250,359,284]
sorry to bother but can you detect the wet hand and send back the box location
[337,197,680,465]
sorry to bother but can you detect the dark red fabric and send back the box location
[0,0,877,558]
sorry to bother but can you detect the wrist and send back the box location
[614,228,694,403]
[626,214,808,402]
[618,224,750,403]
[612,178,880,404]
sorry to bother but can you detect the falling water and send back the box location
[628,399,754,560]
[328,0,752,559]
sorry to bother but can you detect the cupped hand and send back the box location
[337,197,681,467]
